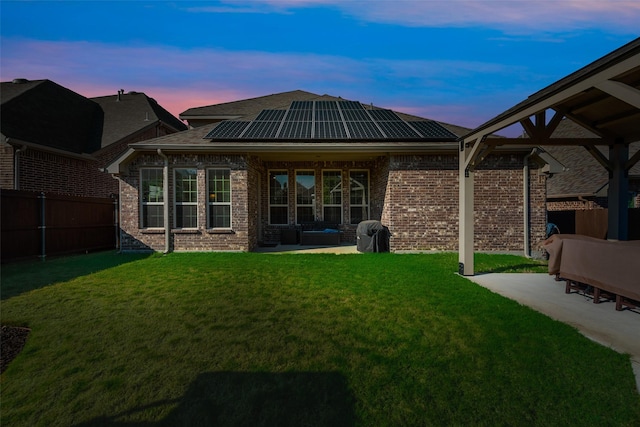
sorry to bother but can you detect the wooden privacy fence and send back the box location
[548,208,640,240]
[1,190,117,262]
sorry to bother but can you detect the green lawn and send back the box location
[1,251,638,426]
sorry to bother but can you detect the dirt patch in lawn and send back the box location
[1,325,30,374]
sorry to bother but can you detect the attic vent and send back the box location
[128,91,139,95]
[12,78,29,84]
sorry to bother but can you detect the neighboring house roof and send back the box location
[91,91,187,149]
[545,118,640,198]
[1,79,103,154]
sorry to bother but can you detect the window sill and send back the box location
[140,228,165,234]
[171,229,201,235]
[206,229,235,234]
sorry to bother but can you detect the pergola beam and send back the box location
[583,145,613,172]
[595,80,640,109]
[458,39,639,276]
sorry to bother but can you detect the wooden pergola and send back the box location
[459,38,640,276]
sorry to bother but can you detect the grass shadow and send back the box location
[73,371,356,427]
[1,250,152,300]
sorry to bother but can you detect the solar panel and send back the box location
[368,109,402,121]
[279,121,312,139]
[341,109,371,122]
[338,100,363,110]
[408,121,458,139]
[204,101,458,142]
[290,100,313,110]
[346,121,384,139]
[315,101,338,110]
[242,120,281,139]
[377,121,422,139]
[204,121,251,139]
[255,109,286,121]
[285,109,313,121]
[314,121,347,139]
[316,109,342,121]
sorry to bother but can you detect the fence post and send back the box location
[39,192,46,261]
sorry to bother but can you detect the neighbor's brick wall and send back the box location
[15,148,117,197]
[0,141,14,189]
[547,198,607,211]
[118,153,251,252]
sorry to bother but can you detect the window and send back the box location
[208,169,231,228]
[350,170,369,224]
[296,170,315,223]
[140,168,164,228]
[269,170,288,225]
[322,170,342,224]
[174,168,198,228]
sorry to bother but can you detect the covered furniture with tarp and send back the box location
[356,220,390,253]
[543,234,640,310]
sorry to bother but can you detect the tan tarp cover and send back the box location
[543,234,640,301]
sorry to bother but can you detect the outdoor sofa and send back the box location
[299,222,342,246]
[543,234,640,310]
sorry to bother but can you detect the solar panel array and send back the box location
[204,101,457,141]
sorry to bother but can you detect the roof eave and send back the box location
[461,39,640,143]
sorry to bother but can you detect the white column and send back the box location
[459,144,475,276]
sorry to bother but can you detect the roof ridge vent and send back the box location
[12,78,29,84]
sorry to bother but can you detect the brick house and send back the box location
[108,91,550,253]
[1,79,187,198]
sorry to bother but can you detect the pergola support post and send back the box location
[459,143,475,276]
[608,140,629,240]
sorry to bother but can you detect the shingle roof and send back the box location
[180,89,469,136]
[204,100,458,141]
[546,119,640,197]
[91,91,187,148]
[1,79,103,154]
[180,90,324,120]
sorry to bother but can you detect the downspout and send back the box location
[13,144,27,190]
[157,149,170,254]
[523,148,538,258]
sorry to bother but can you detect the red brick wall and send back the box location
[117,151,547,254]
[384,155,458,251]
[118,153,251,252]
[382,153,546,254]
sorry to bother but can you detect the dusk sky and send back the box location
[1,1,639,136]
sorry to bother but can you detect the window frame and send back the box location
[295,169,316,224]
[207,168,232,229]
[139,167,164,229]
[268,169,289,225]
[322,169,343,224]
[349,169,370,225]
[173,167,199,229]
